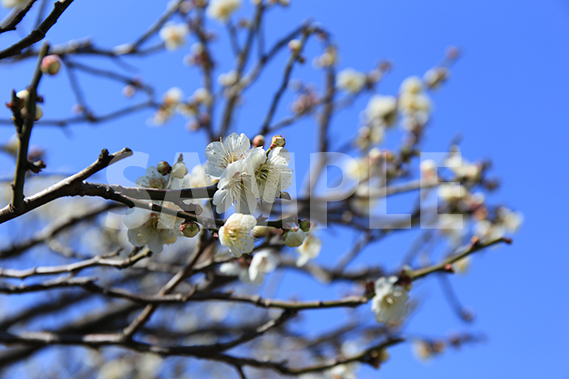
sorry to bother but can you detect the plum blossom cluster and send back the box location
[123,156,211,253]
[150,87,212,126]
[204,132,293,214]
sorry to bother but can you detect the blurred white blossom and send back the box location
[371,276,409,323]
[337,68,366,94]
[207,0,241,22]
[159,22,188,50]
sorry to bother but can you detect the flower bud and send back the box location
[156,161,172,175]
[298,219,311,232]
[283,227,305,247]
[171,161,188,179]
[288,39,301,52]
[122,85,136,98]
[34,105,43,121]
[400,265,413,277]
[180,222,200,238]
[252,226,273,238]
[270,135,285,149]
[252,134,265,148]
[15,90,29,109]
[40,55,61,75]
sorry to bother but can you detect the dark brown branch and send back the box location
[0,0,75,60]
[11,42,50,209]
[0,0,38,34]
[0,148,133,224]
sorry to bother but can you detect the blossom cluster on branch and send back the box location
[0,0,523,377]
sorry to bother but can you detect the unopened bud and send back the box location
[252,134,265,148]
[16,90,28,107]
[122,85,136,98]
[34,105,43,121]
[252,226,273,238]
[40,55,61,75]
[171,161,188,179]
[156,161,172,175]
[400,265,413,278]
[288,39,301,52]
[298,219,311,232]
[180,222,200,238]
[283,227,305,247]
[270,135,285,148]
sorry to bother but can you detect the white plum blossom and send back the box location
[337,68,366,94]
[159,22,188,51]
[296,233,322,267]
[400,76,424,94]
[249,249,279,284]
[205,132,251,179]
[355,125,384,149]
[192,88,212,105]
[218,213,256,257]
[365,95,398,128]
[283,227,305,247]
[206,133,292,213]
[445,151,480,181]
[398,76,432,128]
[250,146,293,203]
[474,208,523,242]
[136,167,169,189]
[420,159,437,180]
[437,183,467,202]
[213,158,259,214]
[206,0,241,22]
[218,70,239,87]
[371,276,410,323]
[152,87,184,125]
[163,87,183,105]
[123,205,182,254]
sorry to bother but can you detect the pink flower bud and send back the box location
[252,134,265,148]
[40,55,61,75]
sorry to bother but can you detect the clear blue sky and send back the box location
[1,0,568,378]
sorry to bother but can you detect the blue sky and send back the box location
[1,0,568,378]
